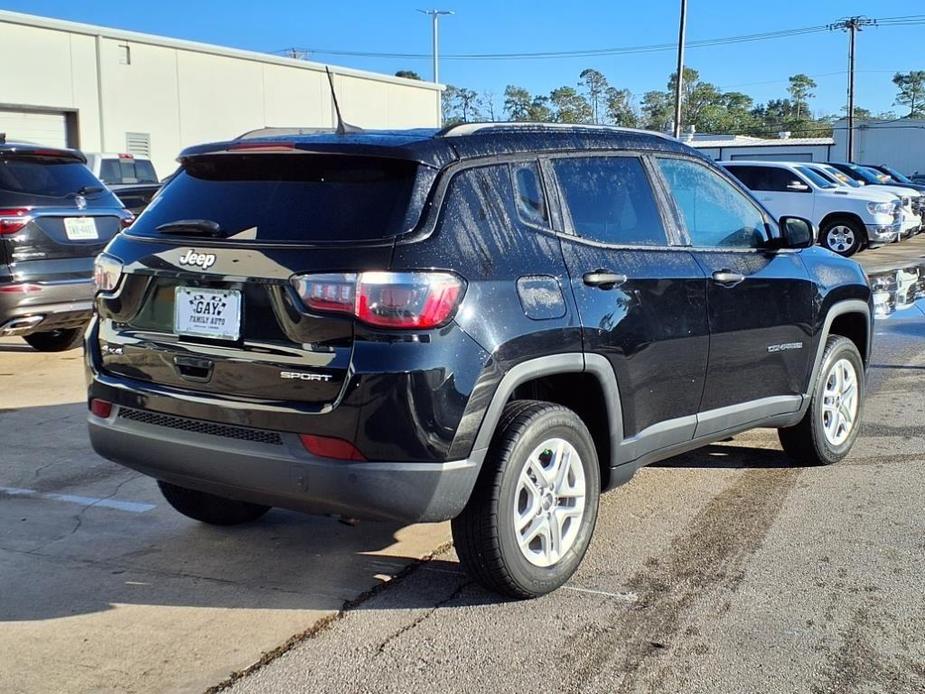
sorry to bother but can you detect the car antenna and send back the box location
[325,67,362,135]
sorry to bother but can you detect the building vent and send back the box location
[125,132,151,157]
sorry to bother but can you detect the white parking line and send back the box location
[0,486,156,513]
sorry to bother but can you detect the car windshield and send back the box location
[796,166,835,189]
[847,165,887,184]
[876,165,913,184]
[820,166,861,187]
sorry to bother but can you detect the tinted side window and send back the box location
[726,166,798,193]
[552,156,667,246]
[511,161,549,227]
[657,158,767,249]
[724,166,762,190]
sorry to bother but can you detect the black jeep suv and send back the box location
[1,139,131,350]
[86,124,872,597]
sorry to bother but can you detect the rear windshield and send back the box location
[99,158,158,184]
[0,155,120,208]
[129,154,422,243]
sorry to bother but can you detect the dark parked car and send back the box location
[862,163,925,194]
[0,137,132,351]
[86,124,872,597]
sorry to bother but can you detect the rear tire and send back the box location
[820,218,864,257]
[23,328,84,352]
[778,336,864,466]
[158,481,271,525]
[452,400,600,598]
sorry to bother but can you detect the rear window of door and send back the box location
[129,154,424,243]
[657,157,768,249]
[551,156,668,245]
[0,155,119,208]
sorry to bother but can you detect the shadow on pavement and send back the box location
[0,401,460,622]
[651,443,792,470]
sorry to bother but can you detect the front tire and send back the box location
[23,328,84,352]
[158,481,271,525]
[452,401,601,598]
[820,218,864,257]
[778,336,864,466]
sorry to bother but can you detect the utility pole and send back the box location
[829,16,876,161]
[672,0,688,138]
[418,9,453,84]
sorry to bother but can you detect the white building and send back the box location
[832,118,925,173]
[690,134,836,162]
[0,10,443,177]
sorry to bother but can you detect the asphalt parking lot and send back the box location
[2,241,925,694]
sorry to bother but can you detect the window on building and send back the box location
[118,44,131,65]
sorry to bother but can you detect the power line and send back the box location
[276,13,925,63]
[281,24,831,62]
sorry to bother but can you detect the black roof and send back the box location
[178,123,698,168]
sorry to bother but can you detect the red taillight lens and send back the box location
[0,208,32,235]
[90,399,113,418]
[0,283,42,294]
[299,434,366,461]
[290,271,465,329]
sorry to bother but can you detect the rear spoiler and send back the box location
[0,143,86,163]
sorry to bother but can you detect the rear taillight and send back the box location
[120,212,136,229]
[0,208,32,235]
[299,434,366,461]
[0,283,43,294]
[94,253,124,292]
[291,271,465,329]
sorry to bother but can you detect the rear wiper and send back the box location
[71,185,104,196]
[155,219,223,237]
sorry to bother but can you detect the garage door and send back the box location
[0,110,68,148]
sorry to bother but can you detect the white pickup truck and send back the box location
[721,160,901,256]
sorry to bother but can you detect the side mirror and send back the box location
[778,216,815,249]
[786,181,810,192]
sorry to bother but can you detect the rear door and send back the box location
[0,152,124,276]
[654,156,814,437]
[96,152,424,408]
[550,153,709,455]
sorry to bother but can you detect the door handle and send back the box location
[583,270,628,289]
[712,270,745,286]
[174,355,214,382]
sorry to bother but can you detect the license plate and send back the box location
[174,287,241,341]
[64,217,98,240]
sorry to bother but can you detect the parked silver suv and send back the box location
[0,138,131,350]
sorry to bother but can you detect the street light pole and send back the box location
[418,9,453,84]
[829,16,876,161]
[672,0,688,138]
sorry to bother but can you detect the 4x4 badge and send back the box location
[177,250,217,270]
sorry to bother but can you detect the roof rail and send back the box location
[234,126,338,141]
[436,121,676,141]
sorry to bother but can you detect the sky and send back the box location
[5,0,924,119]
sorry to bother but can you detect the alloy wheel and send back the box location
[513,438,586,567]
[822,358,859,446]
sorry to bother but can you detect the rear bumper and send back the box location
[0,279,94,335]
[88,405,480,522]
